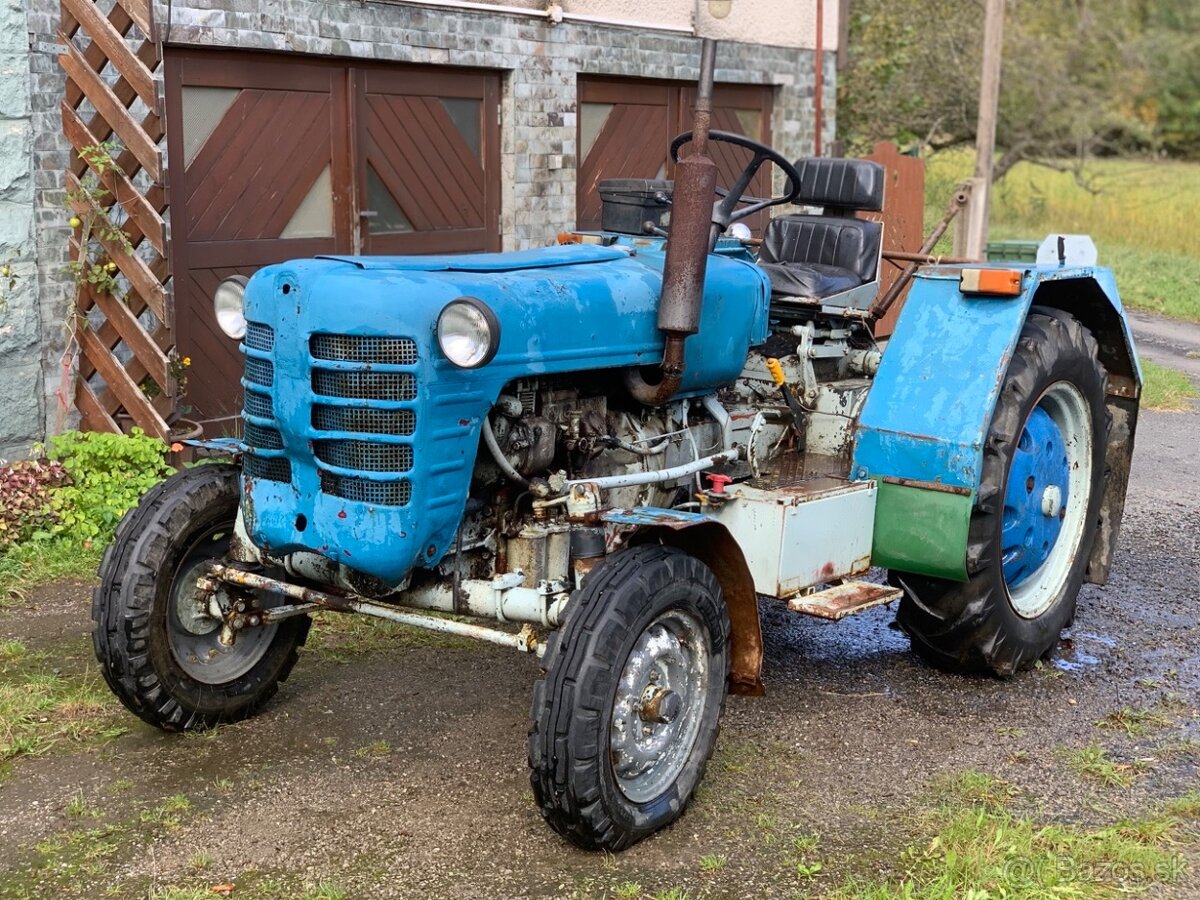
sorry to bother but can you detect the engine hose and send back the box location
[605,435,670,457]
[482,415,529,487]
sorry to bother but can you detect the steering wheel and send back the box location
[670,130,802,230]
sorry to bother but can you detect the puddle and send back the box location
[1051,630,1116,672]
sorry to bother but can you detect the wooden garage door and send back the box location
[577,77,775,234]
[164,50,500,422]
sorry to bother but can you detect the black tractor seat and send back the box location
[757,157,885,309]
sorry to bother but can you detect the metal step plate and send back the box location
[787,582,902,621]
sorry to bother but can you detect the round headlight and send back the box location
[214,275,248,340]
[437,298,499,368]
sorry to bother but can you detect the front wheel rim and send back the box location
[1002,381,1094,618]
[610,609,711,804]
[166,523,280,684]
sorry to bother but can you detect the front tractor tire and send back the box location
[93,464,310,731]
[529,545,731,851]
[893,311,1108,676]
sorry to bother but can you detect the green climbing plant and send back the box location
[63,140,135,344]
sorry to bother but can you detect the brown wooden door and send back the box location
[577,77,775,234]
[165,51,354,423]
[358,68,501,255]
[164,50,501,424]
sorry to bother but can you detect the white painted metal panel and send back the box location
[713,480,876,598]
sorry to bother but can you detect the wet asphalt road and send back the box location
[0,359,1198,899]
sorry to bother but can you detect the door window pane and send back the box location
[439,97,482,159]
[366,165,413,235]
[280,164,334,239]
[180,86,240,168]
[580,102,614,160]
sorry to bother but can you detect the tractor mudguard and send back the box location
[603,508,764,696]
[852,264,1141,583]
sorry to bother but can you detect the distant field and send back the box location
[924,152,1200,323]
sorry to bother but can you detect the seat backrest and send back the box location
[793,158,885,212]
[759,215,882,283]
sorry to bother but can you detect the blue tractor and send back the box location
[93,41,1140,850]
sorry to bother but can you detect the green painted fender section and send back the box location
[870,481,973,582]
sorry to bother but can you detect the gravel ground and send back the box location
[0,344,1197,898]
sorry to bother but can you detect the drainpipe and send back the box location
[814,0,824,157]
[626,38,719,406]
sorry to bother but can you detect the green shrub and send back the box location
[45,429,173,545]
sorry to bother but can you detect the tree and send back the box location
[837,0,1198,175]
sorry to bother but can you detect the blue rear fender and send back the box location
[853,264,1140,583]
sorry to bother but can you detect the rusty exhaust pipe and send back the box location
[627,38,719,406]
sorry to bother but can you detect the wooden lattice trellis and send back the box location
[60,0,173,439]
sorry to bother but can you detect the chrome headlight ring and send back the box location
[213,275,249,341]
[437,297,500,368]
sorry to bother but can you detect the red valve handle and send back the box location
[706,473,732,494]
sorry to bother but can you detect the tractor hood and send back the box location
[237,242,770,586]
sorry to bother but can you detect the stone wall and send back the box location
[8,0,836,454]
[0,0,43,459]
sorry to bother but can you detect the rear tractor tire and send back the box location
[92,464,310,731]
[892,311,1108,676]
[529,545,731,851]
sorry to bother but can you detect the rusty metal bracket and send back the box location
[868,182,972,323]
[203,563,546,655]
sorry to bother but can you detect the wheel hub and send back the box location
[1002,405,1069,588]
[1001,381,1094,619]
[640,687,682,724]
[167,526,281,685]
[610,610,710,804]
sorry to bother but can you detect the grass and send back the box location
[698,853,726,873]
[305,611,477,663]
[832,772,1195,899]
[1096,705,1172,738]
[925,151,1200,323]
[1140,359,1199,411]
[0,636,128,782]
[1066,743,1147,789]
[0,538,100,605]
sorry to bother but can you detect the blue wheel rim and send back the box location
[1001,405,1070,589]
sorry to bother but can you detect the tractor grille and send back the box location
[311,334,418,366]
[311,404,415,436]
[314,440,412,473]
[312,370,416,401]
[245,322,275,353]
[244,454,292,484]
[244,356,274,388]
[244,422,284,451]
[320,472,411,507]
[243,390,274,420]
[310,332,418,505]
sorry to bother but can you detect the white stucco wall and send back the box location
[414,0,839,49]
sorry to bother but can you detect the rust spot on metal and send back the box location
[820,561,835,579]
[788,582,903,621]
[879,475,972,496]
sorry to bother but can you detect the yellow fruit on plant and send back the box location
[105,261,118,273]
[68,216,82,229]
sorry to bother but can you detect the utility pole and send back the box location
[955,0,1005,259]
